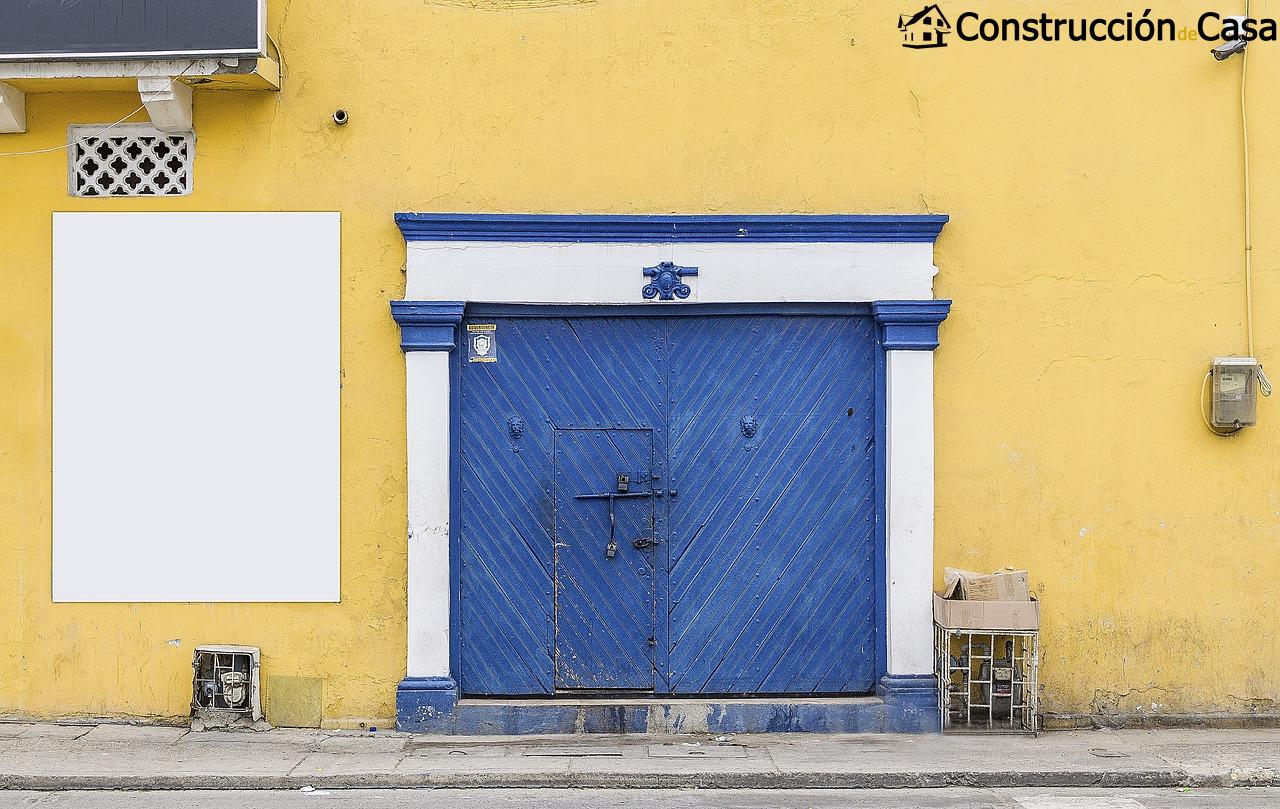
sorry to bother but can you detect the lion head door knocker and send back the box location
[507,415,525,441]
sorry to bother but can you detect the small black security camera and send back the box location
[332,109,349,126]
[1211,39,1247,61]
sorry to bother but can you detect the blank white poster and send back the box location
[53,212,341,602]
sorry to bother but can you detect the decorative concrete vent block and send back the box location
[68,124,192,197]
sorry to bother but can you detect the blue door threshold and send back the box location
[396,677,938,734]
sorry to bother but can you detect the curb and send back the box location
[0,769,1217,791]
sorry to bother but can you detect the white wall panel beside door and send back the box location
[53,212,341,602]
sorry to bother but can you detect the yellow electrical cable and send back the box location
[1202,371,1243,436]
[1205,2,1270,436]
[267,32,287,83]
[0,104,149,157]
[1242,0,1254,359]
[0,63,197,158]
[1237,1,1272,398]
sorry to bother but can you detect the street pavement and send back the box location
[0,722,1277,791]
[0,788,1278,808]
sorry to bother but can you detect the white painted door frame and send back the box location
[390,215,950,716]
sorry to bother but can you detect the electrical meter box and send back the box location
[1212,357,1259,428]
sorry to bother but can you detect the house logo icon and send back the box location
[899,4,951,48]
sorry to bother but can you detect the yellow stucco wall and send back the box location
[2,0,1278,724]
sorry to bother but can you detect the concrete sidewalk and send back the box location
[0,722,1276,790]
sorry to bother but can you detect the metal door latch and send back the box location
[575,471,659,560]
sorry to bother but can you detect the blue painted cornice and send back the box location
[872,300,952,351]
[395,213,949,243]
[390,301,465,352]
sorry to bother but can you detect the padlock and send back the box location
[605,541,617,559]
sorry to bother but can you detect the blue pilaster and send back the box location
[872,300,952,351]
[877,674,940,732]
[872,298,948,734]
[396,676,460,732]
[390,301,465,352]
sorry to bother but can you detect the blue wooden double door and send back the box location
[456,310,880,696]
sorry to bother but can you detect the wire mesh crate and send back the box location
[935,624,1039,734]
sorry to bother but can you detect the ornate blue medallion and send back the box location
[642,261,698,301]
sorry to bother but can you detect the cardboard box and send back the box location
[934,593,1040,631]
[943,568,1030,601]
